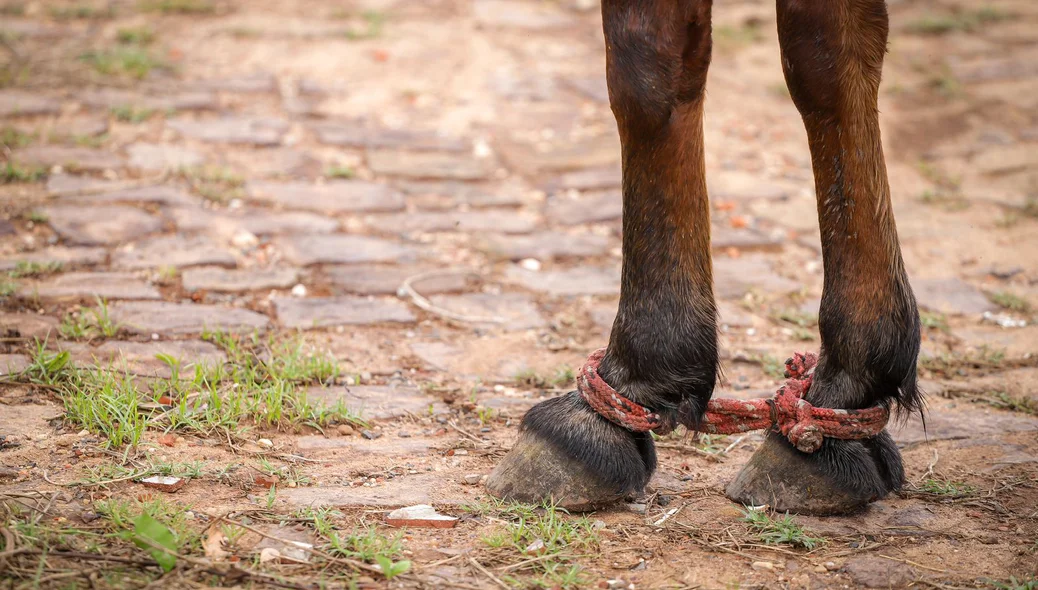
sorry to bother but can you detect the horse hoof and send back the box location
[726,430,895,516]
[485,392,655,510]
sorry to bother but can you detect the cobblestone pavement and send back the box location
[1,0,1037,588]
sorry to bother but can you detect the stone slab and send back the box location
[278,235,415,266]
[913,278,997,316]
[13,146,124,172]
[22,272,160,300]
[167,117,288,145]
[0,247,107,272]
[43,205,162,246]
[505,265,619,296]
[274,297,416,329]
[247,180,405,213]
[110,301,270,335]
[426,293,546,331]
[182,267,300,292]
[367,149,496,181]
[112,236,237,270]
[474,232,612,261]
[305,384,449,421]
[326,266,472,296]
[370,211,538,234]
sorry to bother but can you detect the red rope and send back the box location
[577,348,890,453]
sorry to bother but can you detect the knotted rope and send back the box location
[577,348,890,453]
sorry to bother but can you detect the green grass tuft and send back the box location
[742,509,824,550]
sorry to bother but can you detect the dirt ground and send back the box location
[1,0,1037,588]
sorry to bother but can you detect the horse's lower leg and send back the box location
[727,0,922,515]
[486,0,718,508]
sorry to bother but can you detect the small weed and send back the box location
[23,341,72,385]
[60,296,120,340]
[920,310,949,332]
[771,308,818,328]
[1023,196,1038,219]
[919,346,1008,377]
[989,291,1031,314]
[9,260,62,278]
[917,162,961,190]
[117,26,156,45]
[1,126,35,148]
[80,48,164,79]
[742,509,824,550]
[139,0,215,14]
[342,10,385,40]
[24,209,49,223]
[0,278,17,297]
[927,68,963,99]
[325,165,355,179]
[0,3,25,16]
[752,354,786,380]
[919,188,970,211]
[478,500,598,588]
[714,22,764,52]
[992,577,1038,590]
[983,391,1038,416]
[72,133,109,148]
[515,366,575,390]
[906,8,1010,35]
[49,3,115,20]
[553,366,576,388]
[112,104,156,123]
[477,406,496,426]
[179,166,244,203]
[919,478,976,497]
[1,162,47,184]
[326,525,405,563]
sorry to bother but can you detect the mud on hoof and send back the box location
[726,430,904,516]
[486,391,656,510]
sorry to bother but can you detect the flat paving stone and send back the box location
[711,227,785,252]
[225,148,319,179]
[713,255,801,299]
[192,73,278,93]
[842,556,917,588]
[561,77,610,104]
[498,136,620,175]
[59,184,197,206]
[505,265,619,296]
[553,166,621,191]
[473,0,576,29]
[0,247,107,272]
[171,207,340,236]
[0,91,61,117]
[112,236,236,270]
[294,437,433,454]
[474,232,612,261]
[367,149,496,181]
[167,117,288,145]
[127,143,205,171]
[43,205,162,246]
[890,399,1038,445]
[280,474,454,508]
[65,340,226,377]
[110,301,270,335]
[0,354,30,376]
[304,384,449,420]
[426,293,546,331]
[708,170,793,202]
[326,266,472,296]
[546,191,622,224]
[13,146,124,172]
[46,174,117,197]
[274,297,416,329]
[913,278,997,315]
[79,88,217,112]
[949,57,1038,83]
[370,211,538,234]
[311,121,468,152]
[278,235,415,266]
[247,180,405,213]
[21,272,160,300]
[0,314,60,341]
[182,266,300,292]
[396,180,526,208]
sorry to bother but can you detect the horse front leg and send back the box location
[486,0,719,508]
[727,0,923,515]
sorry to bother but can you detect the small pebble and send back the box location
[361,430,381,440]
[398,431,412,438]
[824,562,838,571]
[814,565,828,574]
[291,284,308,297]
[337,424,355,436]
[257,438,274,448]
[752,561,775,571]
[519,258,542,271]
[463,474,481,485]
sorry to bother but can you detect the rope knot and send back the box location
[576,348,891,452]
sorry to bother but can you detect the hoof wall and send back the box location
[486,430,623,511]
[726,432,873,516]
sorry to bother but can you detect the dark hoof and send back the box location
[486,391,655,510]
[726,430,903,516]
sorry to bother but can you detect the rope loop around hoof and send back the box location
[576,348,890,452]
